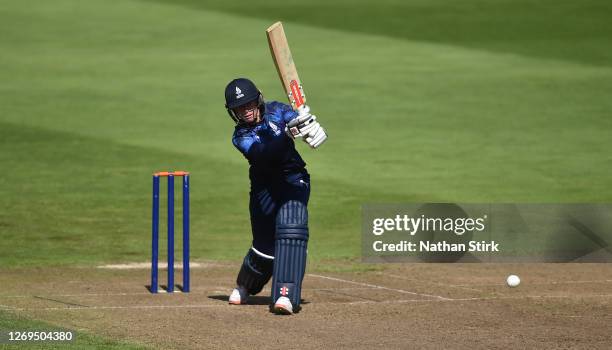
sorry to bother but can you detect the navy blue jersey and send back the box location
[232,101,307,183]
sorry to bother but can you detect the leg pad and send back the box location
[237,248,274,295]
[272,200,309,309]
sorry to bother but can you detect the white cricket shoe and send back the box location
[273,296,293,315]
[228,286,248,305]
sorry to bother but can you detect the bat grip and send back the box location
[297,105,310,116]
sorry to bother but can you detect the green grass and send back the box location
[149,0,612,67]
[1,0,611,267]
[0,311,149,349]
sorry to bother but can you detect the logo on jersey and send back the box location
[268,121,281,136]
[280,286,289,296]
[235,86,244,99]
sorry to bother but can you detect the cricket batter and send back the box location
[224,78,327,314]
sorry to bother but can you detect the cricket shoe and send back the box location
[228,286,248,305]
[272,296,293,315]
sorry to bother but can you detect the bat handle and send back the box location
[297,105,310,116]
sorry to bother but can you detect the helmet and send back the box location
[224,78,265,124]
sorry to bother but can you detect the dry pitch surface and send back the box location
[1,262,612,349]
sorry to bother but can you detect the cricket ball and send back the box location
[506,274,520,288]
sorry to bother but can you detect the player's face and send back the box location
[234,101,260,124]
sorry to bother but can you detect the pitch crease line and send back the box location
[337,293,612,305]
[382,273,484,293]
[10,304,235,311]
[7,294,612,312]
[307,274,451,300]
[0,288,228,299]
[451,279,612,288]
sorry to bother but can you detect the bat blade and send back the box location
[266,21,306,111]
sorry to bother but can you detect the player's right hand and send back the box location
[304,122,327,149]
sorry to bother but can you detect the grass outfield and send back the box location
[1,0,611,269]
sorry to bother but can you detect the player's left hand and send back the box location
[285,105,327,148]
[285,108,317,139]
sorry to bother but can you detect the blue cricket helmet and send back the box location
[225,78,260,108]
[224,78,265,124]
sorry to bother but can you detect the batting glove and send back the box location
[304,122,327,149]
[285,106,317,139]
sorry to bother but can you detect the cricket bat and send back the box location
[266,21,307,113]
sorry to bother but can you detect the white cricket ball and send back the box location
[506,274,520,288]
